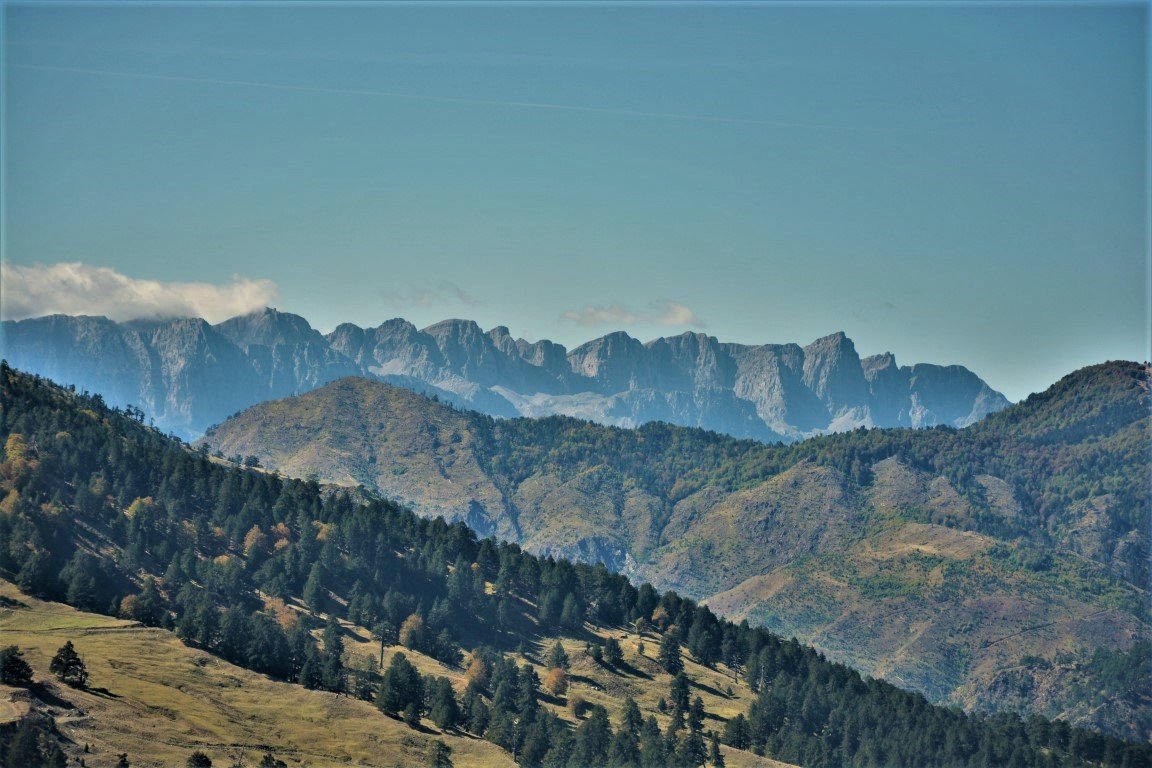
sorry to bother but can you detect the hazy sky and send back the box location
[2,3,1147,401]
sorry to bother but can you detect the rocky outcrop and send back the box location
[0,308,1011,439]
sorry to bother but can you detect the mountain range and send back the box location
[0,308,1010,441]
[201,361,1152,741]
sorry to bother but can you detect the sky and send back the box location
[1,3,1147,402]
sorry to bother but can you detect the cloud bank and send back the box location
[561,299,705,329]
[0,262,279,324]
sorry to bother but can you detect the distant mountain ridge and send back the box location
[0,308,1009,439]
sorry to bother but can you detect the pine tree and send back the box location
[604,637,624,666]
[689,696,705,731]
[560,593,583,631]
[186,752,212,768]
[622,696,644,738]
[302,563,325,612]
[608,726,641,768]
[428,677,461,730]
[464,689,490,736]
[320,616,345,693]
[709,732,725,768]
[547,640,569,670]
[298,644,323,690]
[5,718,61,768]
[638,716,666,768]
[377,652,424,720]
[50,640,89,688]
[658,634,684,675]
[429,740,453,768]
[722,713,749,750]
[670,672,691,713]
[571,705,613,767]
[0,645,33,686]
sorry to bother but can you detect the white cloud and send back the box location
[0,262,279,324]
[379,280,484,309]
[561,299,705,329]
[561,303,641,327]
[656,300,704,327]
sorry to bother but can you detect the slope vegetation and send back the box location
[3,364,1148,767]
[202,362,1152,739]
[0,580,515,768]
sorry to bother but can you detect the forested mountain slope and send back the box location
[202,362,1152,740]
[2,363,1148,767]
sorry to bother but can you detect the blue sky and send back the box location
[2,2,1147,401]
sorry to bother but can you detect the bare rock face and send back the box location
[0,308,1010,439]
[216,308,360,400]
[802,331,871,409]
[727,343,830,436]
[567,331,651,392]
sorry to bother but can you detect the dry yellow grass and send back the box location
[0,580,514,768]
[2,577,794,768]
[335,611,798,768]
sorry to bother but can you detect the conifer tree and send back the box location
[302,563,325,612]
[638,716,666,768]
[658,634,684,675]
[622,696,644,738]
[709,732,725,768]
[429,740,453,768]
[320,616,345,693]
[604,637,624,666]
[571,705,613,767]
[377,652,424,721]
[0,646,33,686]
[428,677,461,730]
[670,672,691,713]
[50,640,89,688]
[547,640,569,670]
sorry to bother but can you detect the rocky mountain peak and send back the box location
[802,331,869,407]
[567,331,649,391]
[215,307,323,349]
[862,352,898,380]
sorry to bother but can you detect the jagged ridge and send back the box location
[0,308,1009,439]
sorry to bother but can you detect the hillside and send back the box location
[0,580,798,768]
[0,580,516,768]
[0,308,1008,440]
[201,362,1152,740]
[3,364,1149,767]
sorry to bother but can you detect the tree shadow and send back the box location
[85,686,120,699]
[381,711,439,735]
[29,683,74,709]
[568,673,603,691]
[608,660,652,680]
[537,691,566,707]
[689,678,730,699]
